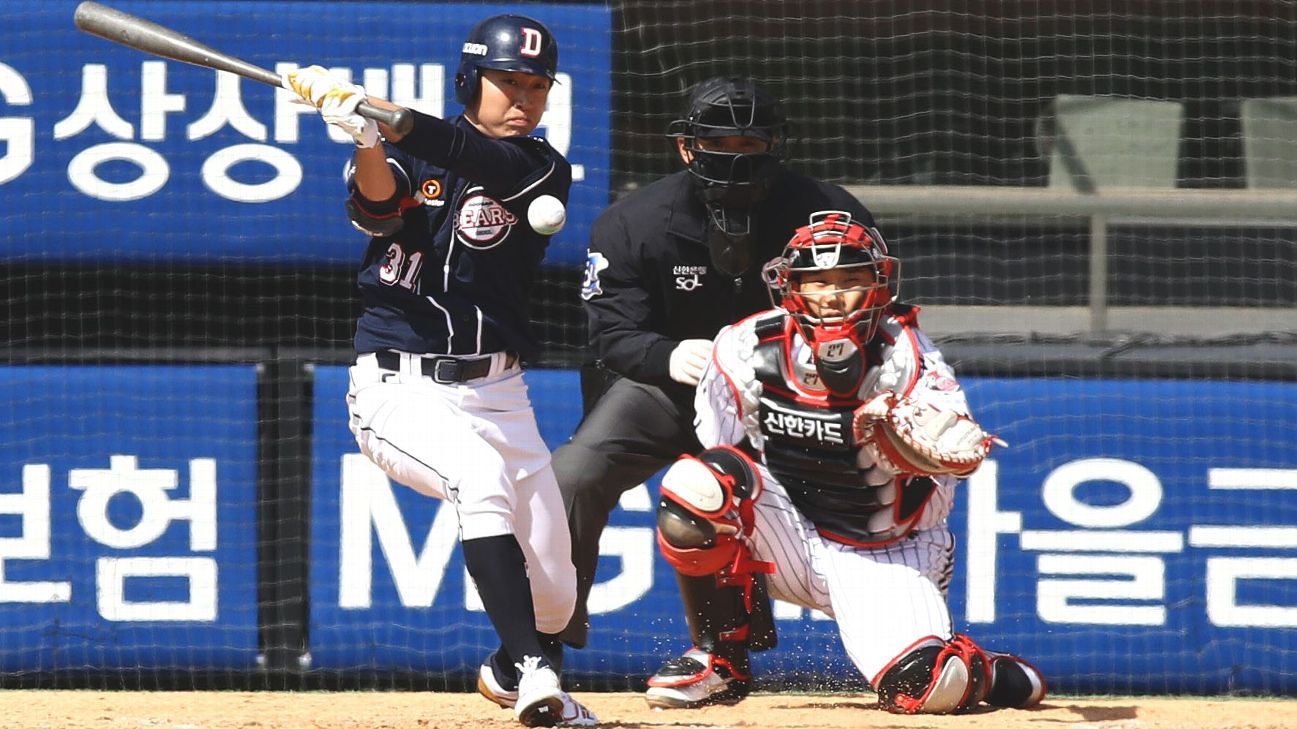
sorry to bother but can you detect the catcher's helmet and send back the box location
[667,76,787,192]
[454,14,559,106]
[764,210,898,343]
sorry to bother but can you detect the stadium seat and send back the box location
[1037,94,1184,190]
[1239,96,1297,188]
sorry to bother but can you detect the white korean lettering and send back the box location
[0,465,71,603]
[1037,553,1166,625]
[1204,557,1297,628]
[140,61,186,141]
[272,62,318,144]
[188,70,267,141]
[537,73,582,181]
[67,142,169,201]
[70,455,216,551]
[1042,457,1162,527]
[54,64,133,140]
[0,63,35,184]
[201,143,303,202]
[963,461,1022,623]
[96,556,217,621]
[379,64,445,119]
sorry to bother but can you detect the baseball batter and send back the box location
[649,211,1046,714]
[283,15,595,728]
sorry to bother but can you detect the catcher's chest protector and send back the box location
[750,315,936,546]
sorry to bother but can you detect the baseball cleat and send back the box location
[644,647,751,709]
[984,652,1047,709]
[554,694,599,726]
[514,655,564,727]
[477,659,519,709]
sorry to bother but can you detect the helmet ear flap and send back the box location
[453,69,477,106]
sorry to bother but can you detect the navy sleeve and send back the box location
[391,110,555,197]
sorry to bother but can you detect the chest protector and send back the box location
[750,315,936,546]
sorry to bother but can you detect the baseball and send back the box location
[527,194,567,235]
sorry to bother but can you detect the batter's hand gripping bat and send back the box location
[73,1,413,136]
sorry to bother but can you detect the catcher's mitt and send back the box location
[854,393,1003,476]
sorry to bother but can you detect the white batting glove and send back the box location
[282,65,380,149]
[669,339,714,386]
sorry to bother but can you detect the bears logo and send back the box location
[455,191,518,249]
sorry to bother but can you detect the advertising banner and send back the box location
[0,365,260,671]
[308,367,1297,692]
[1,1,611,266]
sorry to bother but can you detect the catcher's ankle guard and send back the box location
[645,647,751,709]
[875,635,991,715]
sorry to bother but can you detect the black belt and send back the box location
[374,350,508,384]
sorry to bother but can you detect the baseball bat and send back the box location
[73,1,413,136]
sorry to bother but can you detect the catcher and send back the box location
[647,210,1046,714]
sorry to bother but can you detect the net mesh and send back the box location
[1,0,1295,695]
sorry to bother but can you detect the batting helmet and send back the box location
[765,211,898,340]
[762,211,899,395]
[454,14,559,106]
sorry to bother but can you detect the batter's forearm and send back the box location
[352,145,397,201]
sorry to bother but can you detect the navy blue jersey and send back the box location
[348,113,571,362]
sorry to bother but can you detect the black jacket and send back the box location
[581,168,876,393]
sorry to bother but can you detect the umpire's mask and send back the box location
[668,76,788,276]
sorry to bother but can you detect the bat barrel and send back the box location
[74,1,281,85]
[74,1,412,134]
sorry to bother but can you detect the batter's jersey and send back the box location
[695,307,970,546]
[348,113,571,362]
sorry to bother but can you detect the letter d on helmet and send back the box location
[454,14,559,106]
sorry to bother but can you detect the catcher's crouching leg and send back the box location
[646,447,776,709]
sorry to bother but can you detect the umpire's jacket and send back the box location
[581,168,877,400]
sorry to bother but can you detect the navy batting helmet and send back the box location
[454,14,559,106]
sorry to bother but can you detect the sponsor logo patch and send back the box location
[418,179,445,207]
[581,251,610,300]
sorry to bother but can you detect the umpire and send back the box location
[552,76,879,707]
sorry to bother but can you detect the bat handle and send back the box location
[358,103,413,137]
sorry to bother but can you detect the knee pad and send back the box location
[875,635,991,715]
[656,447,761,577]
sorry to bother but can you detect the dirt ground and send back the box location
[2,691,1296,729]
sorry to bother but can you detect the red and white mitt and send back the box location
[854,393,1003,476]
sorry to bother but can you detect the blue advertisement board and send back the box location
[308,366,1297,692]
[0,1,610,266]
[0,365,260,671]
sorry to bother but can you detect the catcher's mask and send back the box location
[667,76,788,275]
[762,211,899,396]
[454,14,559,106]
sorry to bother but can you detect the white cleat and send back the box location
[644,647,751,709]
[477,660,518,709]
[514,655,565,727]
[555,693,599,726]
